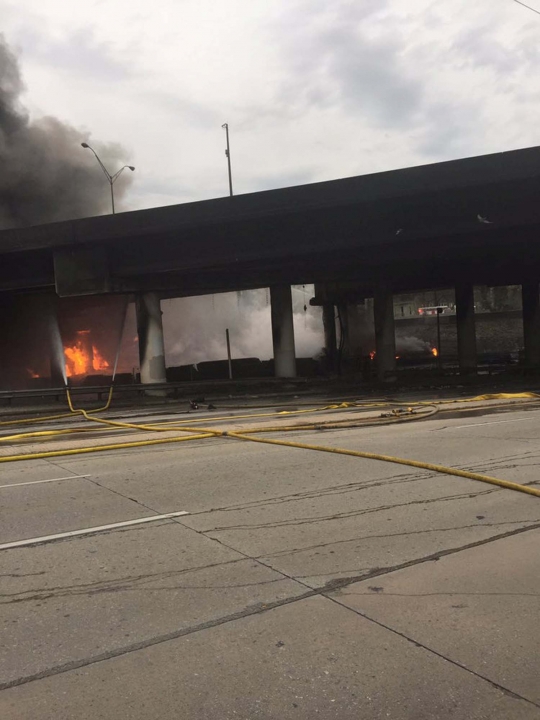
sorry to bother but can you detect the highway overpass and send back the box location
[1,145,540,384]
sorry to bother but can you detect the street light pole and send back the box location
[221,123,233,197]
[514,0,540,16]
[81,143,135,214]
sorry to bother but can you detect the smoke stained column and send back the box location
[522,283,540,367]
[322,304,337,372]
[0,293,64,389]
[270,285,296,377]
[345,303,368,357]
[455,283,477,374]
[374,285,396,382]
[136,292,167,392]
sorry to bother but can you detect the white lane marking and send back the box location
[0,475,91,490]
[0,511,190,551]
[445,418,532,430]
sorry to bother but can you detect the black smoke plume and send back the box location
[0,35,132,229]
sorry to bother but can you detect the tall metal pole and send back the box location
[222,123,233,197]
[81,143,134,215]
[226,328,233,379]
[436,308,442,371]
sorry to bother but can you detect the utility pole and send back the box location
[222,123,233,196]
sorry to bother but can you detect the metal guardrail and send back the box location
[0,385,125,406]
[0,377,310,406]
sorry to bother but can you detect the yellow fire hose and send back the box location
[0,389,539,501]
[226,431,540,500]
[0,433,215,464]
[0,386,115,428]
[0,401,437,443]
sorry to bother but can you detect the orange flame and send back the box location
[65,343,88,377]
[26,368,40,379]
[64,331,110,377]
[432,347,439,357]
[92,345,110,372]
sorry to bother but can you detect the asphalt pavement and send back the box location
[1,396,539,719]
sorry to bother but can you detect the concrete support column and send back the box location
[270,285,296,377]
[522,283,540,367]
[374,286,396,382]
[345,303,368,357]
[455,283,477,374]
[136,292,167,390]
[322,303,337,372]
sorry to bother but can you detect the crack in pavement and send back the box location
[2,520,540,694]
[82,474,164,515]
[5,430,539,705]
[203,488,497,532]
[0,557,250,604]
[340,590,540,598]
[0,577,287,605]
[187,473,437,516]
[41,448,539,531]
[322,593,540,710]
[255,519,540,560]
[0,571,46,579]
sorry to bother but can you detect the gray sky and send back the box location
[2,0,540,212]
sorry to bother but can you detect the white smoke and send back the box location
[396,335,432,354]
[162,287,323,367]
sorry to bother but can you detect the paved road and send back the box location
[1,399,539,719]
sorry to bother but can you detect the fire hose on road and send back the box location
[0,390,539,500]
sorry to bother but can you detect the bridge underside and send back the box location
[1,146,540,299]
[2,146,540,386]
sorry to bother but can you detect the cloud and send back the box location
[272,0,424,129]
[247,166,321,193]
[18,27,132,83]
[414,99,485,158]
[2,0,540,213]
[140,89,220,130]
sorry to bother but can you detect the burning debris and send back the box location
[369,344,439,362]
[24,329,111,380]
[15,295,132,388]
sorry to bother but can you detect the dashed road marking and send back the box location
[0,474,91,489]
[443,418,532,430]
[0,511,190,551]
